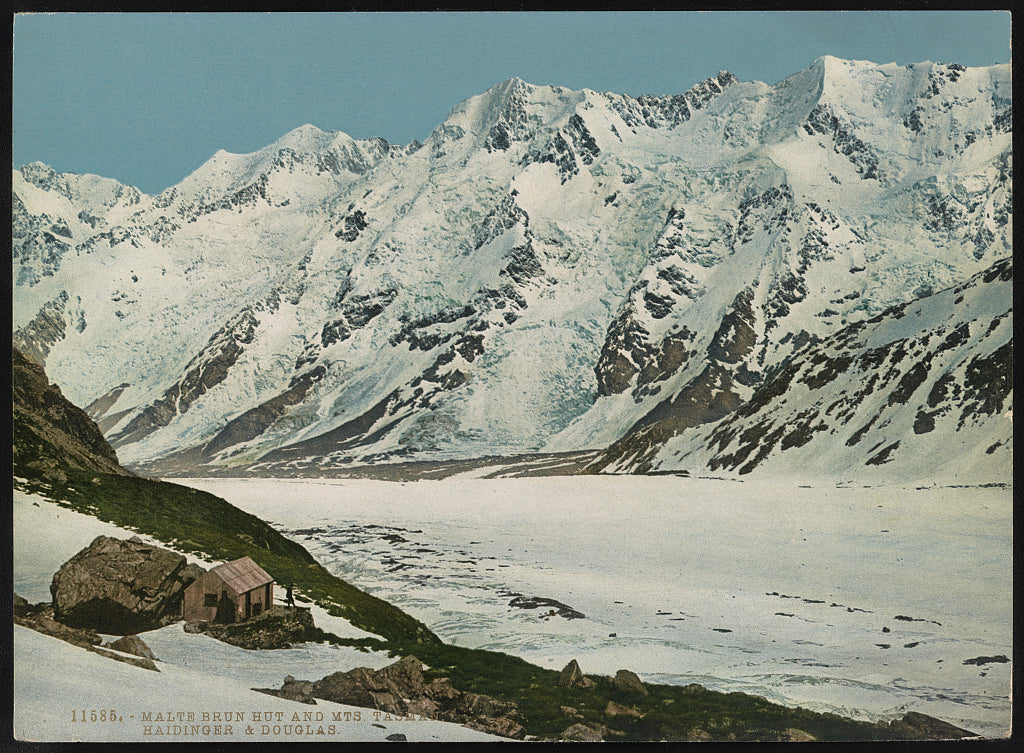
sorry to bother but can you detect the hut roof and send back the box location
[210,557,273,594]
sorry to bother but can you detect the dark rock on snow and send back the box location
[14,601,158,671]
[13,593,30,618]
[253,675,317,704]
[104,634,157,661]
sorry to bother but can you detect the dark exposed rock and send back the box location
[104,634,157,661]
[15,603,102,649]
[595,305,649,396]
[465,715,525,739]
[15,599,163,670]
[50,536,199,634]
[313,655,425,714]
[783,728,818,742]
[523,132,580,183]
[803,104,881,180]
[13,291,70,365]
[560,722,604,742]
[199,605,319,649]
[962,655,1009,666]
[484,79,530,152]
[13,347,127,480]
[253,675,317,704]
[866,442,900,466]
[303,655,525,738]
[13,594,30,618]
[883,711,975,740]
[557,659,595,689]
[912,410,936,434]
[565,114,600,165]
[335,209,368,241]
[202,365,327,457]
[89,644,160,671]
[109,306,260,448]
[605,71,735,130]
[613,669,648,696]
[508,595,584,619]
[605,700,643,718]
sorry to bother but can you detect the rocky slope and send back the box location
[596,257,1012,481]
[12,57,1012,480]
[13,346,128,480]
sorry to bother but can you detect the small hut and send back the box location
[183,557,274,623]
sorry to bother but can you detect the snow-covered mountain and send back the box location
[593,257,1012,482]
[12,56,1012,481]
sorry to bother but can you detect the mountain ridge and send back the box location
[12,56,1012,481]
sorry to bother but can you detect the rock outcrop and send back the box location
[189,605,320,649]
[104,634,157,661]
[50,535,201,633]
[605,700,643,718]
[254,675,317,704]
[12,346,128,481]
[612,668,648,696]
[884,712,976,740]
[265,655,527,739]
[14,596,158,671]
[557,659,595,688]
[14,599,102,649]
[560,722,604,742]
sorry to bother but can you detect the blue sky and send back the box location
[13,11,1011,194]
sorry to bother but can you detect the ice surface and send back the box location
[180,475,1012,738]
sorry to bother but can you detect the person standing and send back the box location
[285,583,295,608]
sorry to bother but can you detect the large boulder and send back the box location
[605,700,643,718]
[557,659,594,688]
[253,675,317,704]
[313,665,406,715]
[50,536,201,634]
[612,668,648,696]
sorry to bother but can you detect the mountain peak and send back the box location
[12,58,1012,481]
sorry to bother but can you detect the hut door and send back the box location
[216,590,235,624]
[245,591,252,619]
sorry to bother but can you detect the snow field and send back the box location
[179,475,1012,737]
